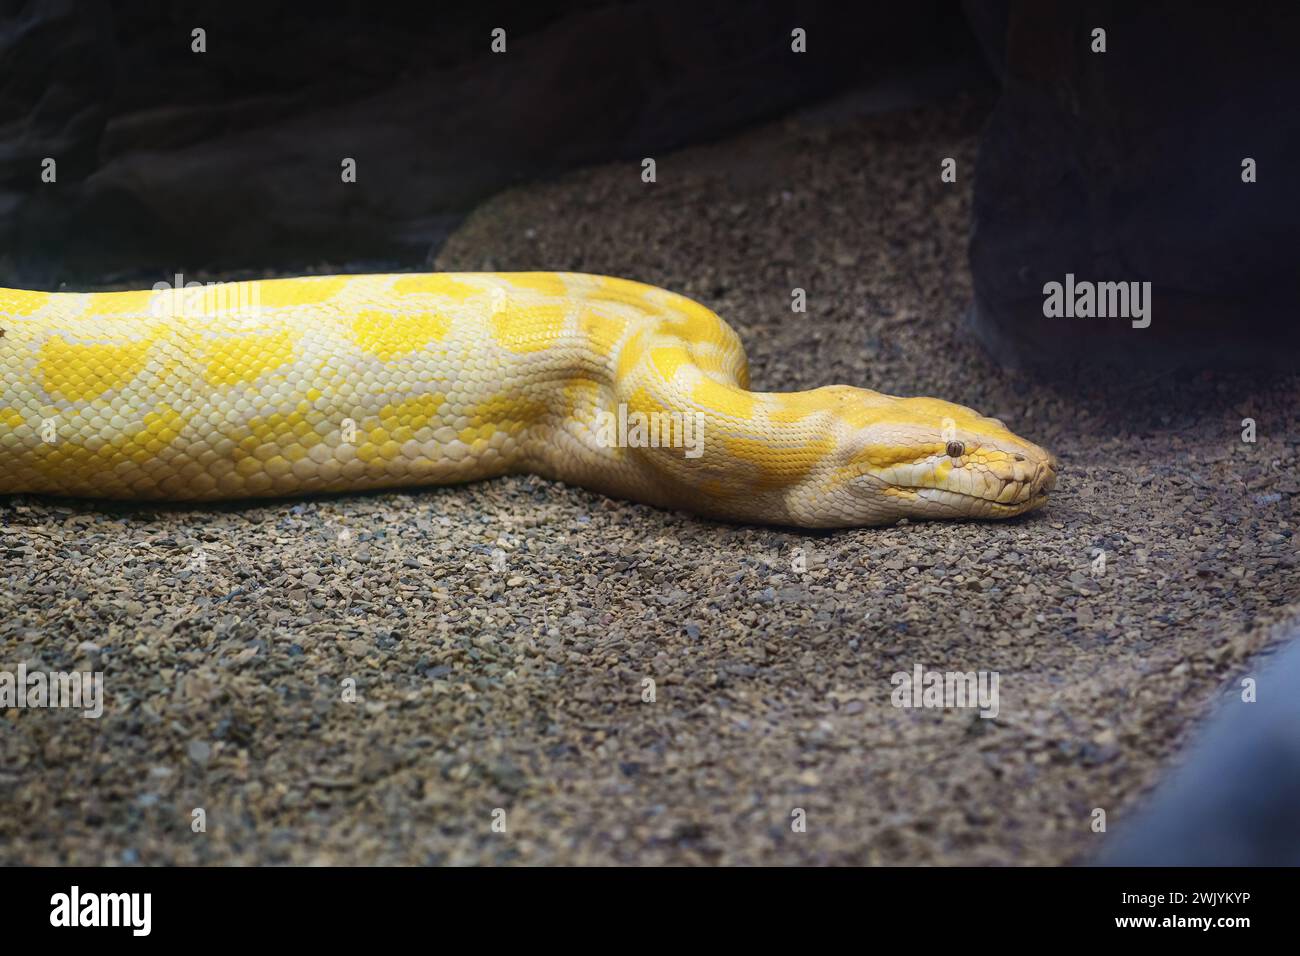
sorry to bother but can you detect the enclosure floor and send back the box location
[3,96,1297,865]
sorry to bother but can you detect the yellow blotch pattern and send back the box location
[883,396,1010,438]
[32,404,186,478]
[378,393,447,436]
[39,334,155,402]
[204,328,299,387]
[691,351,735,377]
[245,403,321,448]
[661,301,733,350]
[577,308,626,356]
[1,289,51,316]
[187,282,268,315]
[564,379,600,418]
[491,304,567,353]
[467,393,548,434]
[882,487,920,499]
[127,405,185,459]
[923,459,953,486]
[393,275,480,301]
[255,277,350,308]
[650,346,692,381]
[692,378,755,420]
[593,275,647,301]
[722,435,836,490]
[834,402,903,429]
[616,331,647,379]
[855,443,943,468]
[350,309,450,359]
[507,273,568,298]
[625,386,669,421]
[770,390,836,423]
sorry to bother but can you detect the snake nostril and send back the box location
[1013,454,1025,462]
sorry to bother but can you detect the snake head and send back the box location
[830,392,1057,525]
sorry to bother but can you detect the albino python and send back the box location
[0,273,1055,528]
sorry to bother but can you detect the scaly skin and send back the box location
[0,273,1056,528]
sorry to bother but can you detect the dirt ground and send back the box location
[2,96,1297,865]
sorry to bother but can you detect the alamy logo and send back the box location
[150,272,260,318]
[50,886,151,936]
[1042,273,1151,328]
[0,664,103,718]
[594,402,705,458]
[890,664,999,718]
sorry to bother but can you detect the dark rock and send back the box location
[965,1,1300,372]
[1097,636,1300,866]
[0,0,985,287]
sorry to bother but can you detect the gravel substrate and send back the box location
[2,96,1297,865]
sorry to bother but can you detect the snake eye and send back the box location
[945,440,965,458]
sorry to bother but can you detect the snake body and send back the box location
[0,273,1055,527]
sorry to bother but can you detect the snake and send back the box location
[0,272,1056,528]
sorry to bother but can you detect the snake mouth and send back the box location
[987,491,1051,516]
[908,487,1049,513]
[904,460,1056,516]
